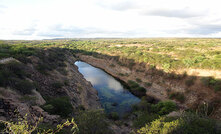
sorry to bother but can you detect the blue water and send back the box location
[75,61,140,116]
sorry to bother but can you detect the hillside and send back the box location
[0,39,221,133]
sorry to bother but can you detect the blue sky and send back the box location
[0,0,221,39]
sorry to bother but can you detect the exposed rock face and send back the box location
[0,54,101,123]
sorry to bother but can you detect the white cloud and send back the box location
[0,0,221,39]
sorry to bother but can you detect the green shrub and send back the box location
[133,112,159,128]
[42,97,72,117]
[145,82,152,87]
[185,77,195,87]
[151,101,177,115]
[127,80,139,88]
[138,117,181,134]
[108,112,119,120]
[138,113,219,134]
[201,77,221,92]
[214,80,221,92]
[51,82,64,89]
[75,110,113,134]
[135,87,146,92]
[169,92,185,103]
[136,78,142,83]
[200,77,213,87]
[14,79,35,94]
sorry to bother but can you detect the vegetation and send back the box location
[132,98,177,128]
[201,77,221,92]
[0,115,78,134]
[0,39,221,133]
[42,97,73,118]
[75,110,113,134]
[138,113,220,134]
[169,92,185,103]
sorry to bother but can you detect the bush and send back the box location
[108,112,119,120]
[75,110,113,134]
[136,78,142,83]
[201,77,221,92]
[200,77,213,87]
[169,92,185,103]
[185,77,195,87]
[145,82,152,87]
[51,82,64,89]
[128,80,139,88]
[151,101,177,115]
[14,79,35,94]
[138,113,219,134]
[133,112,159,128]
[135,87,146,92]
[42,97,73,117]
[138,117,181,134]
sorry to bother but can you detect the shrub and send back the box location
[200,77,213,87]
[75,110,113,134]
[0,116,78,134]
[51,82,64,89]
[42,97,73,117]
[138,113,218,134]
[145,82,152,87]
[151,101,177,115]
[185,77,195,87]
[14,80,35,94]
[169,92,185,103]
[135,87,146,92]
[108,112,119,120]
[214,80,221,92]
[133,112,159,128]
[136,78,142,83]
[138,117,181,134]
[128,80,139,88]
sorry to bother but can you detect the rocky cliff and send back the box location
[0,51,100,124]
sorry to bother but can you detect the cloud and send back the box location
[0,5,7,14]
[143,8,203,18]
[187,24,221,35]
[13,28,37,35]
[97,0,139,11]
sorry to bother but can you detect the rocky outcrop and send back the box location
[0,53,101,123]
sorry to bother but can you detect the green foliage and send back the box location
[138,113,219,134]
[138,117,182,134]
[14,79,35,94]
[201,77,221,92]
[185,77,196,87]
[151,101,177,115]
[0,61,35,94]
[0,115,78,134]
[51,81,64,89]
[42,97,72,117]
[128,80,139,88]
[144,82,152,87]
[162,63,171,72]
[169,92,185,103]
[136,78,142,83]
[108,112,119,120]
[133,112,159,128]
[75,110,113,134]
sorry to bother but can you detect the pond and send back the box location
[75,61,140,116]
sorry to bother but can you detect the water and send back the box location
[75,61,140,116]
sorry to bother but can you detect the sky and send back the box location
[0,0,221,40]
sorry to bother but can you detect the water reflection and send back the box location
[75,61,140,116]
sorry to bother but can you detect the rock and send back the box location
[32,90,46,105]
[167,111,183,117]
